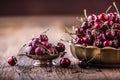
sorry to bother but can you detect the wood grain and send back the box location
[0,16,120,80]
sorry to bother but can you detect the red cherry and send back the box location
[35,47,45,55]
[93,39,103,48]
[48,48,58,55]
[103,40,113,47]
[56,42,65,53]
[25,46,35,55]
[76,37,84,44]
[7,56,17,66]
[106,30,115,40]
[99,13,108,21]
[93,22,102,29]
[88,14,97,21]
[78,59,87,68]
[37,34,48,42]
[60,58,71,68]
[97,33,106,42]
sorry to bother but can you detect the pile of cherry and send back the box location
[7,34,71,68]
[75,12,120,48]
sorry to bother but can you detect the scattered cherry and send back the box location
[7,56,17,66]
[78,59,88,68]
[60,58,71,68]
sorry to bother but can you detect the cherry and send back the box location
[25,46,35,55]
[93,39,103,48]
[105,30,115,40]
[60,58,71,68]
[103,40,113,47]
[41,41,52,49]
[88,14,97,21]
[108,13,115,21]
[48,48,58,55]
[56,42,65,53]
[37,34,48,42]
[35,46,45,55]
[76,37,84,44]
[81,21,91,30]
[78,59,88,68]
[27,40,33,46]
[93,22,102,29]
[99,13,108,21]
[97,33,106,42]
[113,40,119,48]
[75,27,85,37]
[7,56,17,66]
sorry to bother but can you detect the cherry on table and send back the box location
[60,58,71,68]
[7,56,17,66]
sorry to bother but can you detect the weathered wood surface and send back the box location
[0,16,120,80]
[0,55,120,80]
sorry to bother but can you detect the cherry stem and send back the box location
[84,9,88,19]
[106,5,112,14]
[113,2,120,15]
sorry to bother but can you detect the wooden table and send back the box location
[0,16,120,80]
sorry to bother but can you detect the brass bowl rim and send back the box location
[70,43,120,51]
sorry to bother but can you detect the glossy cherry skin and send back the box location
[78,59,87,68]
[76,37,84,44]
[48,48,58,55]
[103,40,113,47]
[60,58,71,68]
[41,41,52,49]
[88,14,97,21]
[93,22,102,29]
[25,46,35,55]
[112,40,119,48]
[105,30,115,40]
[99,13,108,21]
[35,46,45,55]
[93,39,103,48]
[81,21,91,30]
[7,56,17,66]
[37,34,48,42]
[56,42,65,53]
[97,33,106,42]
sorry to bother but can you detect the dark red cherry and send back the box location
[56,42,65,53]
[27,40,33,46]
[60,58,71,68]
[103,40,113,47]
[76,37,84,44]
[7,56,17,66]
[35,46,45,55]
[93,39,103,48]
[37,34,48,42]
[113,40,119,48]
[78,59,88,68]
[25,46,35,55]
[99,13,108,21]
[108,13,115,21]
[88,14,97,21]
[81,21,91,30]
[97,33,106,42]
[105,30,115,40]
[48,48,58,55]
[93,22,102,29]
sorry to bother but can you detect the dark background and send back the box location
[0,0,119,16]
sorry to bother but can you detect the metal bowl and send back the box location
[70,43,120,67]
